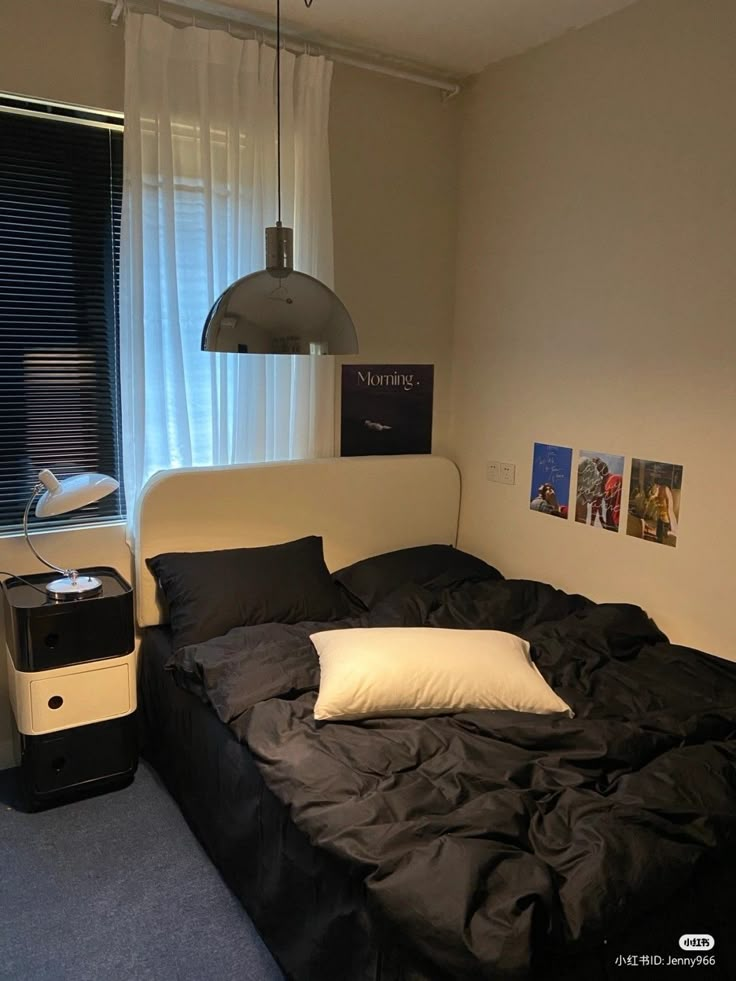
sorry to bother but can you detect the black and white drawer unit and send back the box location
[2,566,138,810]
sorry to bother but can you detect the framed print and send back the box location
[340,364,434,457]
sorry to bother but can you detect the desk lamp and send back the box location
[23,469,119,600]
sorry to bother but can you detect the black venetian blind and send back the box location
[0,105,125,531]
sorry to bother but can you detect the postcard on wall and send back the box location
[626,458,683,548]
[340,364,434,457]
[529,442,573,518]
[575,451,625,532]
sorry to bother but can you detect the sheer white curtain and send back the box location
[119,13,336,531]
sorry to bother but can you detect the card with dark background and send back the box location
[340,364,434,456]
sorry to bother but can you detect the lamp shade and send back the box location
[201,269,358,355]
[35,469,119,518]
[201,224,358,355]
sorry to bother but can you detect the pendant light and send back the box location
[201,0,358,356]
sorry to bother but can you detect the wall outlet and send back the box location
[486,461,501,482]
[500,462,516,485]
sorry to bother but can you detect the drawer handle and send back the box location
[44,633,59,649]
[51,756,66,773]
[48,695,64,710]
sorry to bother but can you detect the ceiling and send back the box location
[200,0,642,78]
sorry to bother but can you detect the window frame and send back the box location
[0,92,126,536]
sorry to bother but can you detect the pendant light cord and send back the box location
[276,0,317,225]
[276,0,282,225]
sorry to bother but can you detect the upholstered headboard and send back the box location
[135,455,461,627]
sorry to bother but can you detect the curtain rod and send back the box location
[103,0,463,99]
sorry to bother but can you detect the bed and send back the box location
[135,456,736,981]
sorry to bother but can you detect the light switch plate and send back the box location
[500,463,516,485]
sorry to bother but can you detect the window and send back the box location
[0,96,124,531]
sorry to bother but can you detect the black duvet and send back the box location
[168,577,736,980]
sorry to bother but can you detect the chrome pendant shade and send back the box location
[201,0,358,357]
[201,223,358,355]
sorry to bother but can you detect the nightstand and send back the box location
[2,567,138,810]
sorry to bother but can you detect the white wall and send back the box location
[0,0,124,111]
[330,67,459,457]
[451,0,736,659]
[0,0,459,766]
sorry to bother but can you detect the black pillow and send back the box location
[148,536,349,649]
[333,544,503,611]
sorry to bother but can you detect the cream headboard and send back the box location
[135,455,461,627]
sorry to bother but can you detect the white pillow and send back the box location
[310,627,573,722]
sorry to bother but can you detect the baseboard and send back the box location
[0,736,17,770]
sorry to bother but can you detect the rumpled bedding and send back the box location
[168,577,736,980]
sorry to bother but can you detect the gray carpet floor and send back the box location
[0,762,284,981]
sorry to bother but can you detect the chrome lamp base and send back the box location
[45,575,103,601]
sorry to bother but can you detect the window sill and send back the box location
[0,518,127,541]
